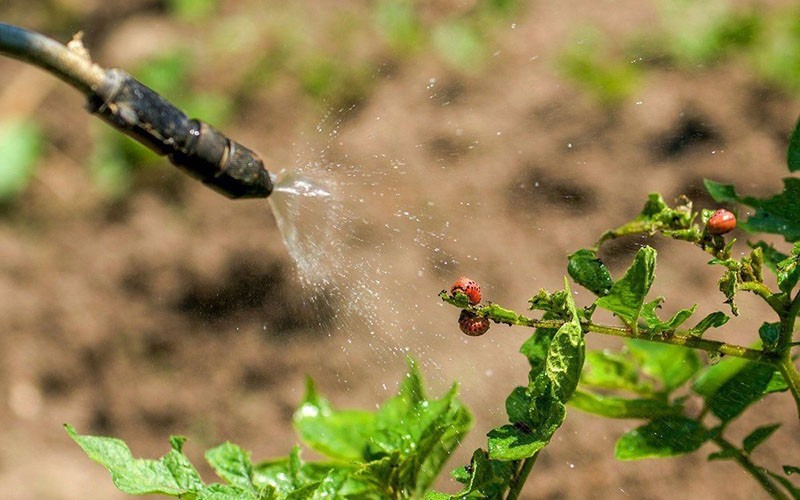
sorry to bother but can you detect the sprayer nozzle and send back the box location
[89,69,273,199]
[207,138,274,199]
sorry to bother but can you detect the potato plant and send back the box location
[67,116,800,498]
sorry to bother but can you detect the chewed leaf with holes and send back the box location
[489,279,584,461]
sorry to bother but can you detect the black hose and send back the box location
[0,22,273,199]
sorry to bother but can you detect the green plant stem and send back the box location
[775,289,800,419]
[506,454,537,500]
[584,323,773,365]
[711,434,789,500]
[778,354,800,420]
[779,290,800,351]
[442,295,774,365]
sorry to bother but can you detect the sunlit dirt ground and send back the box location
[0,1,798,498]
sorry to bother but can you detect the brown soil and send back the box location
[1,1,799,499]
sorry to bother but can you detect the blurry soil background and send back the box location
[1,0,800,498]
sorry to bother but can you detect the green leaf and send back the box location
[777,243,800,293]
[0,118,42,200]
[740,178,800,242]
[765,371,789,394]
[425,449,514,500]
[522,289,574,378]
[505,386,534,427]
[759,322,781,352]
[488,376,566,460]
[546,320,585,401]
[205,442,256,493]
[197,484,258,500]
[333,357,471,496]
[788,114,800,172]
[487,417,563,461]
[743,424,781,454]
[293,378,376,461]
[627,340,700,393]
[568,249,613,296]
[520,327,556,375]
[689,311,729,337]
[718,269,739,315]
[490,281,583,461]
[580,350,651,394]
[785,466,800,475]
[528,288,570,318]
[704,361,776,422]
[693,355,750,397]
[597,195,698,248]
[659,305,697,331]
[641,299,697,334]
[569,390,681,419]
[65,424,204,496]
[595,246,657,329]
[519,328,556,376]
[545,279,584,403]
[339,454,400,498]
[750,241,789,274]
[403,385,472,495]
[615,417,707,460]
[704,179,740,204]
[164,438,205,492]
[450,465,470,485]
[253,447,346,495]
